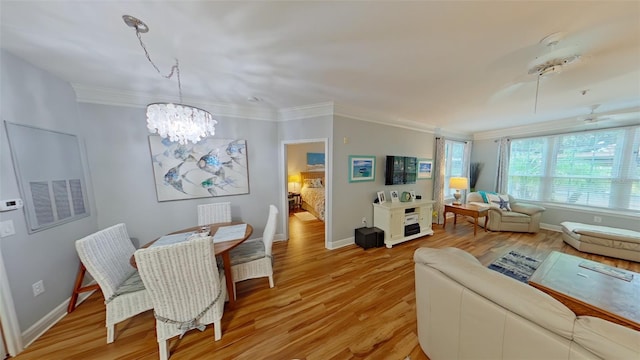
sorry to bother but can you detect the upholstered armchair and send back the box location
[467,192,545,233]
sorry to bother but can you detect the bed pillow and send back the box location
[303,178,323,188]
[486,193,511,211]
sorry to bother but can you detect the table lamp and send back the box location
[288,174,301,194]
[449,177,469,205]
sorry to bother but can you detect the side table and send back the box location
[443,203,489,236]
[288,192,301,210]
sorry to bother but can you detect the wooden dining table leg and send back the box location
[222,252,235,306]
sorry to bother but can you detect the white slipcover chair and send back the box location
[229,204,278,297]
[75,223,153,343]
[134,236,227,360]
[197,202,231,225]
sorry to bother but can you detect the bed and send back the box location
[299,171,325,221]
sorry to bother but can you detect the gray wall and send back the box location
[77,103,280,247]
[0,51,98,330]
[332,115,435,242]
[470,138,638,230]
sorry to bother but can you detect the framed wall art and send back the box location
[349,155,376,182]
[417,158,433,180]
[149,136,249,201]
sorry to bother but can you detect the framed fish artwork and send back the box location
[148,136,249,201]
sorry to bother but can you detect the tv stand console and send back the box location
[373,199,435,248]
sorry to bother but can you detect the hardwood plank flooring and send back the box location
[15,216,639,360]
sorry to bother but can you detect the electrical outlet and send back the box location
[593,216,602,223]
[361,217,367,225]
[32,280,45,297]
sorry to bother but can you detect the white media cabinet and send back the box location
[373,199,435,248]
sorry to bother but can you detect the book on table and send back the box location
[150,232,198,248]
[213,224,247,243]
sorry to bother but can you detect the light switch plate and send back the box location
[0,220,16,237]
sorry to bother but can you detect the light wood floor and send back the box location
[15,216,639,360]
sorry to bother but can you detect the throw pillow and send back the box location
[486,193,511,211]
[478,190,497,203]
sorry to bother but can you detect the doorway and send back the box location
[283,139,328,248]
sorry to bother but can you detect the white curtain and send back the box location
[433,137,446,224]
[495,137,510,194]
[463,140,472,203]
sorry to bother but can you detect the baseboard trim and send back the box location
[540,223,562,232]
[22,282,97,349]
[329,236,354,249]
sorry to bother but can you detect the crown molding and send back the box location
[333,103,437,134]
[71,84,277,121]
[473,106,640,140]
[277,102,334,121]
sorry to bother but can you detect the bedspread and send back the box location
[300,187,325,221]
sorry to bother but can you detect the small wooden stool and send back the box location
[67,263,99,313]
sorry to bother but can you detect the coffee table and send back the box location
[443,203,489,236]
[528,251,640,331]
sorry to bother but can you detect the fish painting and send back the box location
[163,162,187,194]
[149,136,249,201]
[197,150,233,175]
[226,140,247,167]
[201,175,236,196]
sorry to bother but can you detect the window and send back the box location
[508,125,640,211]
[444,140,468,197]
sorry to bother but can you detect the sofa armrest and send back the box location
[511,202,545,215]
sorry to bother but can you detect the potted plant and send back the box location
[470,162,483,192]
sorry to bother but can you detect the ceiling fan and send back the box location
[577,104,611,124]
[490,32,585,109]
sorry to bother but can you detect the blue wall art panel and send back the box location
[306,152,325,171]
[149,137,249,201]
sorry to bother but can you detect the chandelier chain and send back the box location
[124,14,216,145]
[134,27,183,102]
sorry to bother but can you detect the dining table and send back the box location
[131,221,253,306]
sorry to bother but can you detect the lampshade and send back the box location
[147,103,217,145]
[449,177,469,190]
[288,174,301,183]
[288,174,301,193]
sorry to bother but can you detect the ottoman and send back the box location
[561,221,640,262]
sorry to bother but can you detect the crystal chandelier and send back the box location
[123,15,217,145]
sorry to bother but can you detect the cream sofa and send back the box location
[467,192,545,232]
[414,247,640,360]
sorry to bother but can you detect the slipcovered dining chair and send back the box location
[134,235,227,360]
[75,223,153,343]
[198,202,231,225]
[229,204,278,297]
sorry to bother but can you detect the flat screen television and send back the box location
[385,155,417,185]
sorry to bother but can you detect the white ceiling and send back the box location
[1,1,639,136]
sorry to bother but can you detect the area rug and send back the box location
[487,251,542,283]
[294,211,317,221]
